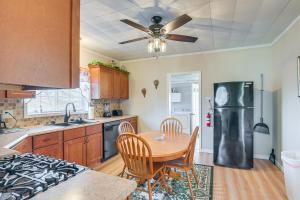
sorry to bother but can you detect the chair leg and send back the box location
[120,165,126,177]
[147,179,153,200]
[185,170,195,200]
[191,167,200,187]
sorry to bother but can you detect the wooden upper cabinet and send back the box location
[90,65,129,100]
[90,66,114,99]
[0,91,6,98]
[120,72,129,99]
[113,71,121,99]
[100,67,114,99]
[0,0,80,89]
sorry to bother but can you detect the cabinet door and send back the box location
[86,133,102,167]
[34,144,62,159]
[64,137,87,166]
[12,137,33,154]
[0,0,80,88]
[113,71,121,99]
[100,67,113,99]
[0,91,5,98]
[120,73,129,99]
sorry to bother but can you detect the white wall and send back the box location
[121,47,274,157]
[273,18,300,164]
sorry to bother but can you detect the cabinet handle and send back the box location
[86,137,89,143]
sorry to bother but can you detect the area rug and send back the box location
[126,164,213,200]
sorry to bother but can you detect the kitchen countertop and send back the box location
[0,115,138,200]
[32,170,137,200]
[0,148,19,159]
[0,115,137,149]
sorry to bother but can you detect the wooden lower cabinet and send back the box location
[12,137,33,154]
[86,133,102,167]
[64,137,87,166]
[63,125,103,167]
[34,144,62,159]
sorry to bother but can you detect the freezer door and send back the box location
[214,82,253,107]
[213,107,253,169]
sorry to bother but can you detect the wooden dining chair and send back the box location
[165,126,200,200]
[160,117,183,136]
[119,121,136,134]
[116,133,167,200]
[118,122,136,177]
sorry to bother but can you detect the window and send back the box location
[24,68,90,117]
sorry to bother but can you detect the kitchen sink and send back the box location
[50,122,74,127]
[49,119,94,127]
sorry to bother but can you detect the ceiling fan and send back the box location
[119,14,198,53]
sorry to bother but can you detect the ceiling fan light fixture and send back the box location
[154,38,160,49]
[148,40,154,53]
[161,40,166,52]
[148,38,167,53]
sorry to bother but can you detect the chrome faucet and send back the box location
[64,103,76,123]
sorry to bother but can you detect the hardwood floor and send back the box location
[95,152,288,200]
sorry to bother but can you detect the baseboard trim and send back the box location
[199,149,269,160]
[199,149,213,154]
[254,154,269,160]
[276,160,283,171]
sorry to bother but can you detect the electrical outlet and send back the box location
[2,110,14,119]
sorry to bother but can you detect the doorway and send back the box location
[168,72,201,150]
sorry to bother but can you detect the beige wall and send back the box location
[122,47,274,157]
[80,47,116,67]
[273,18,300,164]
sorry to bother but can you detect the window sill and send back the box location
[24,111,88,119]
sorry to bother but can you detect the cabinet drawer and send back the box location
[12,137,33,153]
[33,132,61,149]
[64,127,85,141]
[34,144,62,159]
[86,124,102,136]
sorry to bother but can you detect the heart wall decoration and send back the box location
[141,88,146,97]
[154,80,159,90]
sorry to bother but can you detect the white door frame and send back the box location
[166,71,202,150]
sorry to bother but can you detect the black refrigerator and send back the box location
[213,81,254,169]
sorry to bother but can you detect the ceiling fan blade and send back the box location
[120,19,150,33]
[119,37,149,44]
[166,34,198,43]
[162,14,192,34]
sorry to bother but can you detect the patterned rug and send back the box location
[124,164,213,200]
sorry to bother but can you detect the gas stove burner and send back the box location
[0,154,86,200]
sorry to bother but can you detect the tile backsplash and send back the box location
[0,99,122,128]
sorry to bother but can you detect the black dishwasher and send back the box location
[103,120,121,161]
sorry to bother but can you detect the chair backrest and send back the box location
[116,133,153,177]
[160,117,183,136]
[119,121,135,134]
[183,126,199,166]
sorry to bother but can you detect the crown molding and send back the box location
[120,43,272,63]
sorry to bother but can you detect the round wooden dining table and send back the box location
[139,131,191,162]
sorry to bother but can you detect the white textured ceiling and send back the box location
[80,0,300,61]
